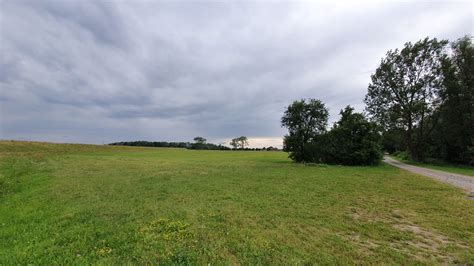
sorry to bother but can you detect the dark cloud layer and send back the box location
[1,0,472,147]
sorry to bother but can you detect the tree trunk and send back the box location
[300,136,305,162]
[418,110,425,162]
[406,118,419,161]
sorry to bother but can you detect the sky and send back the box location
[0,0,472,148]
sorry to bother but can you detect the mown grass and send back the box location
[1,140,473,264]
[390,155,474,177]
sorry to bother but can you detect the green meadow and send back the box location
[1,141,473,264]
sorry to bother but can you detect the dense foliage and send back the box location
[282,100,382,165]
[323,107,382,165]
[365,35,473,165]
[427,36,474,164]
[364,37,448,161]
[281,99,329,162]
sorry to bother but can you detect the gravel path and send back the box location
[384,156,474,194]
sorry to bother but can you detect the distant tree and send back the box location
[324,106,382,165]
[230,138,239,149]
[281,99,329,162]
[193,136,207,144]
[230,136,249,149]
[237,136,248,149]
[364,37,448,161]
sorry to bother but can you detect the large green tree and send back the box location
[281,99,329,162]
[431,36,474,164]
[364,37,448,161]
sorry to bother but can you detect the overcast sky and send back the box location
[0,0,472,147]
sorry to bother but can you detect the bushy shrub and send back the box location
[322,106,382,165]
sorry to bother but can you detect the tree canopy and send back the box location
[363,35,473,165]
[281,99,329,162]
[193,136,207,144]
[365,37,448,161]
[428,36,474,164]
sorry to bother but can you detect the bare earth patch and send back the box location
[391,223,456,263]
[348,208,469,263]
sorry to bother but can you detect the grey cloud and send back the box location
[0,0,472,145]
[27,0,131,48]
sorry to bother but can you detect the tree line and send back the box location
[109,136,280,151]
[109,140,231,150]
[283,35,473,166]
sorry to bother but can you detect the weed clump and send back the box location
[96,246,113,256]
[139,219,198,263]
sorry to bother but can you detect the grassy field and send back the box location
[1,141,473,264]
[390,155,474,177]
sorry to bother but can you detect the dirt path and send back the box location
[384,156,474,194]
